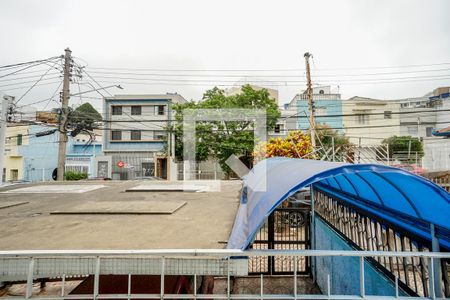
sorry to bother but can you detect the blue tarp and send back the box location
[227,158,450,250]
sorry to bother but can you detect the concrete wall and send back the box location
[314,216,407,297]
[423,139,450,171]
[18,125,59,182]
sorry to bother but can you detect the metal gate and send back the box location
[249,203,311,275]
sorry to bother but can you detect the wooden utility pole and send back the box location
[304,52,316,149]
[56,48,72,181]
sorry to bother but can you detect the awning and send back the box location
[227,158,450,250]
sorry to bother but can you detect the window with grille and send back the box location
[154,131,166,140]
[274,124,284,134]
[131,130,141,140]
[157,105,165,115]
[356,114,369,124]
[111,130,122,140]
[131,106,142,115]
[112,106,122,115]
[407,126,418,136]
[384,111,392,119]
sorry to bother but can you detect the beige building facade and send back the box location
[342,97,401,145]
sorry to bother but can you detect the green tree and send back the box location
[316,123,350,148]
[172,85,280,176]
[314,124,351,161]
[382,135,424,163]
[69,103,102,130]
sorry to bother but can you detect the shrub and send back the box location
[64,171,88,181]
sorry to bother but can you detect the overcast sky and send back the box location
[1,0,449,111]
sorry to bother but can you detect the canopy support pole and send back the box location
[429,223,443,298]
[310,184,316,282]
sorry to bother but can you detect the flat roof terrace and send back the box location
[0,181,241,250]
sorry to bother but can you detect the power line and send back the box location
[0,76,62,88]
[81,73,450,84]
[0,56,61,70]
[85,67,450,79]
[1,80,63,92]
[0,57,60,79]
[14,60,61,105]
[0,72,62,83]
[85,61,450,72]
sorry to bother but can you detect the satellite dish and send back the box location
[52,168,58,181]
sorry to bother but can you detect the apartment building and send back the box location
[341,96,400,145]
[102,93,186,180]
[288,86,343,133]
[1,124,102,182]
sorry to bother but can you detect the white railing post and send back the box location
[310,185,316,282]
[194,274,197,300]
[429,257,436,300]
[395,276,399,298]
[294,256,297,300]
[430,223,443,298]
[260,274,264,300]
[327,274,331,300]
[360,256,365,298]
[160,257,165,300]
[61,274,65,297]
[127,274,131,300]
[227,257,231,300]
[93,256,100,299]
[26,257,35,299]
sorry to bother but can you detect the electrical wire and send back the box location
[0,72,62,83]
[85,61,450,72]
[0,57,60,79]
[0,56,61,70]
[14,60,61,105]
[1,80,63,92]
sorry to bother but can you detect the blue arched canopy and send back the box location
[227,158,450,250]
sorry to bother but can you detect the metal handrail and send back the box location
[1,249,449,299]
[1,249,449,258]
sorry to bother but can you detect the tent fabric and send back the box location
[227,157,450,250]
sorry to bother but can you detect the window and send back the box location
[10,169,18,181]
[17,134,22,145]
[131,130,141,140]
[426,127,433,137]
[407,126,418,136]
[157,105,165,115]
[274,124,284,134]
[356,114,369,124]
[111,130,122,141]
[131,106,142,115]
[384,111,392,119]
[154,131,166,140]
[112,106,122,115]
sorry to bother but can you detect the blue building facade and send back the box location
[289,86,343,133]
[12,124,101,182]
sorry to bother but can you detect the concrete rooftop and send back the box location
[0,180,241,250]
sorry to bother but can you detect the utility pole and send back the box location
[56,48,72,181]
[304,52,316,149]
[0,95,13,185]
